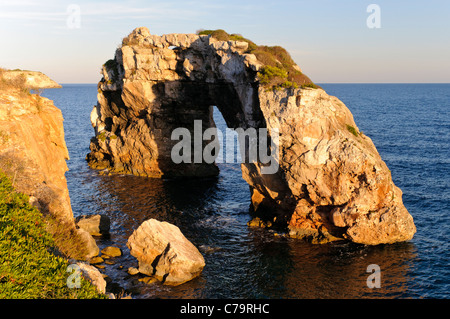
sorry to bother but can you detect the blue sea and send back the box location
[42,83,450,299]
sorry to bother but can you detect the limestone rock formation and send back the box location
[0,87,73,222]
[88,27,416,245]
[127,218,205,285]
[76,228,100,259]
[0,71,98,259]
[1,69,62,89]
[251,88,416,244]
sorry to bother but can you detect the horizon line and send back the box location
[56,82,450,85]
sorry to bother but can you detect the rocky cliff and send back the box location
[87,27,416,245]
[0,70,97,259]
[1,69,62,89]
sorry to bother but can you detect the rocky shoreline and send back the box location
[74,214,206,298]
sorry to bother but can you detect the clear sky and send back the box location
[1,0,449,83]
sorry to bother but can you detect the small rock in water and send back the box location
[128,267,139,276]
[101,246,122,257]
[89,256,104,264]
[199,245,222,254]
[138,276,158,284]
[247,217,272,228]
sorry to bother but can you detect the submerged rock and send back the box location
[127,267,139,275]
[101,246,122,257]
[89,256,104,265]
[247,217,272,228]
[88,27,416,245]
[127,218,205,286]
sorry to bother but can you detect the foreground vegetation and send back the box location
[197,29,319,90]
[0,67,46,113]
[0,171,104,298]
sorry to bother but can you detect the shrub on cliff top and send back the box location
[0,171,105,298]
[103,59,119,82]
[196,29,318,90]
[258,65,299,89]
[0,67,30,96]
[197,29,258,51]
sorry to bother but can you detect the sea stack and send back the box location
[87,27,416,245]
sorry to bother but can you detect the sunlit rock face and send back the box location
[0,74,99,259]
[87,27,416,245]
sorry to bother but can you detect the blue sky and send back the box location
[1,0,449,83]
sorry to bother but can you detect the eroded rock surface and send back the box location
[0,72,98,259]
[0,89,73,223]
[1,69,62,89]
[127,218,205,286]
[76,262,107,294]
[250,87,416,244]
[76,214,111,236]
[88,27,416,245]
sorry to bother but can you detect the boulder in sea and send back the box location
[75,228,99,259]
[75,214,110,236]
[127,218,205,286]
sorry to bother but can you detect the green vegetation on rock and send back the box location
[196,29,318,90]
[197,29,258,51]
[346,124,359,137]
[103,59,120,83]
[0,67,30,96]
[0,171,105,299]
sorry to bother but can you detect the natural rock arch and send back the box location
[87,27,416,245]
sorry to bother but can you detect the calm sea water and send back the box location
[42,83,450,299]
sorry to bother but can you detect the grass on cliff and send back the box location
[346,124,360,137]
[0,171,105,299]
[0,67,45,112]
[196,29,319,90]
[0,67,30,95]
